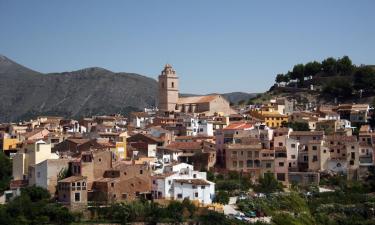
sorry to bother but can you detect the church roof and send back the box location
[178,95,222,105]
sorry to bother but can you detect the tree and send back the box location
[304,61,322,77]
[353,66,375,93]
[284,122,310,131]
[322,78,353,100]
[337,56,353,75]
[0,152,12,193]
[276,74,284,83]
[321,57,337,75]
[254,173,283,194]
[214,191,229,204]
[291,64,305,85]
[199,211,231,225]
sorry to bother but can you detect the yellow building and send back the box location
[2,138,19,151]
[249,108,288,128]
[115,132,127,159]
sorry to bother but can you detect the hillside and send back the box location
[0,55,158,122]
[181,92,257,104]
[251,56,375,106]
[0,55,257,122]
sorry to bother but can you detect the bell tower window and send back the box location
[171,82,174,88]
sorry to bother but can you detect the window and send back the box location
[239,161,243,168]
[192,185,197,189]
[312,155,318,162]
[266,163,272,168]
[98,158,102,162]
[247,151,253,158]
[177,194,183,199]
[37,172,40,178]
[122,194,128,199]
[201,186,205,189]
[291,144,296,148]
[337,149,340,154]
[171,82,174,88]
[254,151,259,158]
[254,160,261,167]
[278,162,284,167]
[140,170,143,174]
[111,182,114,187]
[247,160,253,168]
[74,193,80,202]
[162,82,164,88]
[312,146,317,150]
[278,142,283,147]
[168,180,171,185]
[277,173,286,181]
[193,174,197,178]
[233,161,237,167]
[303,156,308,162]
[291,155,296,159]
[153,180,156,185]
[195,193,198,197]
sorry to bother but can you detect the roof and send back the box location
[223,122,253,130]
[290,131,324,136]
[59,176,86,183]
[67,138,90,145]
[178,95,221,104]
[174,179,210,185]
[152,172,177,179]
[166,142,202,150]
[22,129,48,138]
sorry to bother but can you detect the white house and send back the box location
[152,163,215,204]
[28,158,70,194]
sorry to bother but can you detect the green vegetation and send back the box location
[0,186,78,225]
[253,173,284,194]
[282,121,310,131]
[236,173,375,225]
[0,152,12,193]
[90,198,251,225]
[273,56,375,101]
[211,171,252,195]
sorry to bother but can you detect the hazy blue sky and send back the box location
[1,0,374,94]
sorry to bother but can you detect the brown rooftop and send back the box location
[59,176,86,183]
[174,179,210,185]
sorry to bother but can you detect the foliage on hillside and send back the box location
[273,56,375,102]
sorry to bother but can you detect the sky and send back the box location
[0,0,374,94]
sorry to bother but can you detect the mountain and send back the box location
[0,55,258,122]
[181,92,257,104]
[0,55,157,122]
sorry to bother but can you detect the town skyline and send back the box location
[1,0,375,93]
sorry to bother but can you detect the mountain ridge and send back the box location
[0,55,256,122]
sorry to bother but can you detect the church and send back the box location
[158,64,235,116]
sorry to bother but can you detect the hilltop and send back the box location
[248,56,375,107]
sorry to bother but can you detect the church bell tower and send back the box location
[158,64,179,112]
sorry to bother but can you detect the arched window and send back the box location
[171,82,174,88]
